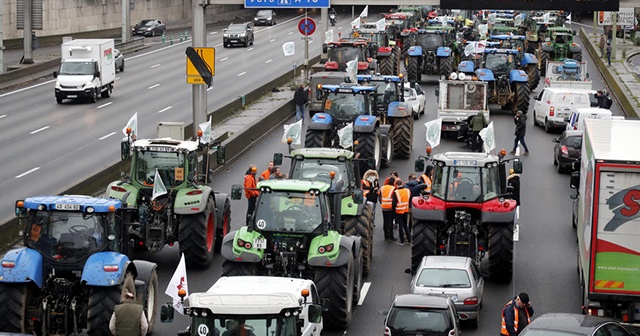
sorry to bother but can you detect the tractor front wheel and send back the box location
[214,195,232,253]
[355,129,382,172]
[540,52,551,76]
[440,56,453,77]
[513,82,531,115]
[407,56,420,83]
[525,64,540,91]
[221,260,258,276]
[379,56,394,76]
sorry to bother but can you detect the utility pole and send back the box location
[122,0,131,43]
[192,0,208,138]
[1,0,5,73]
[304,9,309,81]
[22,0,34,64]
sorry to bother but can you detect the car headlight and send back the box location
[146,27,153,31]
[223,33,229,37]
[239,33,246,37]
[254,18,258,21]
[267,17,272,20]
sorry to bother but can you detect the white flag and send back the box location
[376,18,386,31]
[479,121,496,153]
[282,119,303,145]
[424,118,442,148]
[346,57,358,84]
[543,12,550,24]
[282,41,295,56]
[478,24,488,37]
[338,123,353,149]
[152,169,168,201]
[165,254,188,315]
[325,29,334,43]
[351,17,360,30]
[122,112,138,137]
[514,14,524,27]
[566,13,572,25]
[198,116,212,144]
[488,13,497,25]
[464,43,475,57]
[359,5,369,18]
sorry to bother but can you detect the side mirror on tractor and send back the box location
[415,158,425,173]
[273,152,284,166]
[353,189,364,204]
[216,145,226,165]
[160,303,174,323]
[231,184,243,200]
[512,160,523,174]
[121,140,131,161]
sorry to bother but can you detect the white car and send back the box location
[403,82,426,120]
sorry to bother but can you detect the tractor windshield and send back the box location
[289,159,349,192]
[327,46,365,68]
[134,151,190,188]
[415,33,444,51]
[484,53,515,74]
[25,211,106,261]
[190,316,299,336]
[431,165,500,202]
[255,191,325,233]
[323,91,368,121]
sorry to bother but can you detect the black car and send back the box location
[520,313,635,336]
[223,23,254,48]
[132,19,166,37]
[553,130,582,174]
[382,294,460,336]
[254,10,276,26]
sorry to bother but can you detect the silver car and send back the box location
[410,256,484,328]
[114,48,124,72]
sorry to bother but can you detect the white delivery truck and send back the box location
[53,39,116,104]
[436,76,489,138]
[543,59,592,90]
[161,276,324,336]
[571,118,640,322]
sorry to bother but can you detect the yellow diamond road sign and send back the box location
[186,47,215,84]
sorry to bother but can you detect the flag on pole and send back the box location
[346,57,358,84]
[165,254,188,315]
[359,5,369,18]
[282,41,295,56]
[479,121,496,153]
[424,118,442,148]
[152,169,168,201]
[325,29,334,43]
[338,123,353,149]
[566,13,572,25]
[376,18,386,31]
[282,119,303,145]
[122,112,138,137]
[543,12,550,24]
[199,116,212,144]
[351,17,360,30]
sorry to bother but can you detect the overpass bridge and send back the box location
[210,0,639,7]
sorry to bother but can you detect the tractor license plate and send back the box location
[253,237,267,249]
[55,203,80,211]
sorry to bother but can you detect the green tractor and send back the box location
[539,26,582,76]
[223,179,364,329]
[273,147,375,276]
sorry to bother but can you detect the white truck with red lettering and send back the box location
[571,118,640,322]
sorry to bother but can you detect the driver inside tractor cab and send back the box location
[223,319,256,336]
[134,151,191,188]
[255,191,323,232]
[325,91,367,120]
[484,53,514,73]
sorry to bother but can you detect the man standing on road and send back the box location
[109,290,148,336]
[380,177,396,241]
[392,179,412,246]
[511,110,529,156]
[294,84,308,123]
[507,168,521,206]
[501,292,534,336]
[244,165,260,224]
[470,111,488,152]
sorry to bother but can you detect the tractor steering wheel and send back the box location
[69,224,89,233]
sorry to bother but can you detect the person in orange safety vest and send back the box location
[392,179,412,246]
[244,165,260,224]
[501,292,534,336]
[380,177,396,241]
[418,165,434,193]
[259,161,274,181]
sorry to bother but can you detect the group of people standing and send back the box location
[243,161,288,223]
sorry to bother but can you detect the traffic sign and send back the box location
[245,0,329,9]
[298,18,316,36]
[186,47,215,85]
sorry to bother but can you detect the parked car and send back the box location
[382,294,460,336]
[519,313,635,336]
[403,82,426,119]
[114,48,124,72]
[223,22,254,48]
[132,19,166,37]
[553,129,582,174]
[254,10,277,26]
[409,256,484,328]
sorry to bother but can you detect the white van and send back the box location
[565,108,623,131]
[532,87,598,133]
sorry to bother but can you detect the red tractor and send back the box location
[323,38,378,74]
[384,13,419,56]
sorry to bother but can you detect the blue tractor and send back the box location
[305,84,390,172]
[487,34,540,90]
[0,195,158,336]
[405,27,458,82]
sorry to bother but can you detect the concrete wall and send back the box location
[2,0,245,40]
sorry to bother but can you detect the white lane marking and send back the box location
[30,126,50,134]
[265,59,273,63]
[150,64,161,68]
[247,47,254,51]
[209,31,218,35]
[288,31,293,35]
[158,106,173,114]
[0,79,53,98]
[16,167,40,178]
[0,115,6,119]
[207,86,215,91]
[99,132,116,140]
[269,39,276,43]
[214,43,223,47]
[357,282,371,305]
[148,84,160,89]
[221,57,229,62]
[98,102,112,109]
[238,72,246,77]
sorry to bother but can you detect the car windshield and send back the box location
[254,191,324,233]
[228,25,247,33]
[59,61,95,76]
[134,151,188,188]
[190,316,299,336]
[388,307,452,334]
[290,159,349,192]
[416,268,472,288]
[564,136,582,147]
[143,20,155,27]
[416,33,444,51]
[257,10,271,17]
[323,91,368,121]
[484,53,515,74]
[25,211,106,261]
[432,165,500,202]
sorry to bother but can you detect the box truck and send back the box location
[571,118,640,322]
[54,39,116,104]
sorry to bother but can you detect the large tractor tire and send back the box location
[407,56,420,83]
[540,51,550,76]
[179,197,216,269]
[355,129,382,172]
[379,56,394,76]
[314,254,355,329]
[525,64,540,91]
[488,223,514,283]
[572,51,583,62]
[512,82,531,115]
[393,116,413,159]
[411,221,439,275]
[381,135,394,168]
[305,129,331,148]
[402,37,414,57]
[440,56,453,77]
[142,270,159,334]
[526,41,538,55]
[87,284,122,336]
[393,48,402,76]
[343,204,374,277]
[221,260,258,276]
[0,283,39,333]
[214,195,232,253]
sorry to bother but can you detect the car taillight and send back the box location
[561,145,568,155]
[549,106,555,116]
[464,296,479,305]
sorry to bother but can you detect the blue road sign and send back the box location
[245,0,330,8]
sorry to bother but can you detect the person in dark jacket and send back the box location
[500,292,534,336]
[404,174,422,198]
[511,110,529,155]
[470,111,488,152]
[109,277,148,336]
[507,168,521,206]
[294,84,308,123]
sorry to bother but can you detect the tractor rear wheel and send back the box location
[179,197,216,268]
[0,283,39,334]
[381,134,393,168]
[407,57,420,83]
[525,64,540,91]
[214,195,232,253]
[355,129,382,172]
[540,51,551,76]
[440,56,453,77]
[379,56,394,76]
[488,223,514,282]
[87,284,122,336]
[572,52,583,61]
[393,48,401,76]
[393,116,413,159]
[221,260,258,276]
[143,270,159,334]
[513,82,531,115]
[343,204,374,277]
[411,221,439,275]
[305,129,331,148]
[315,253,355,329]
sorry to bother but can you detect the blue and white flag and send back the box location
[479,121,496,153]
[282,119,303,145]
[282,41,295,56]
[199,116,212,144]
[152,169,168,201]
[424,118,442,148]
[346,57,358,84]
